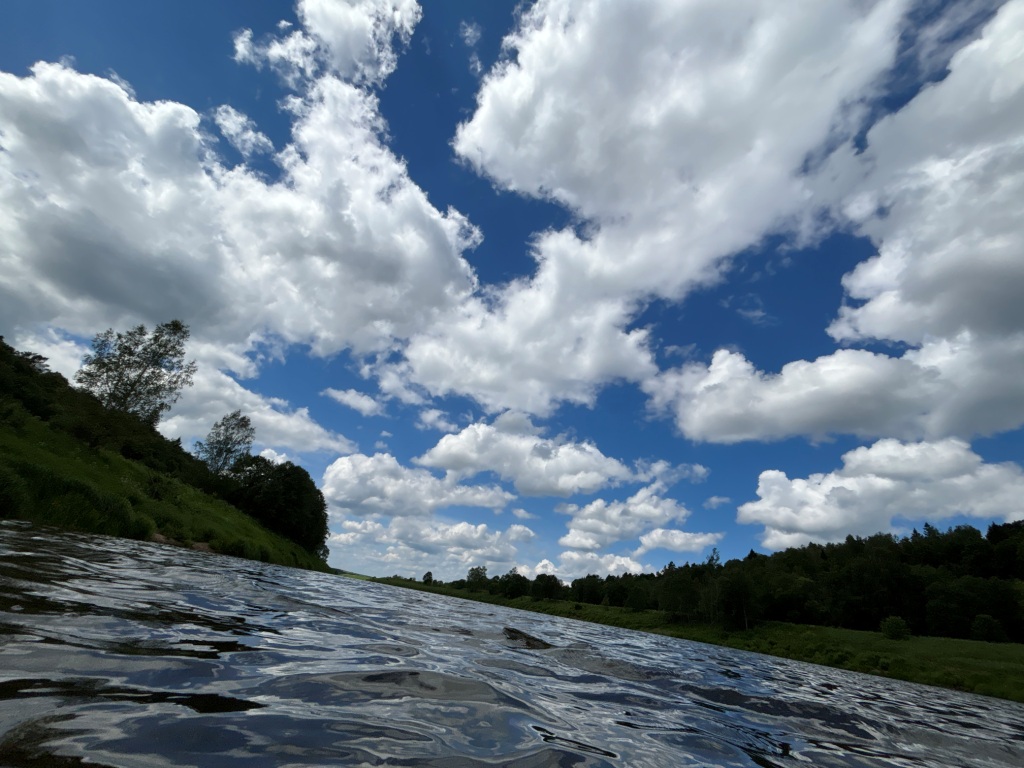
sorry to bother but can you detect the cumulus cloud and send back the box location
[234,0,420,87]
[322,387,385,417]
[649,2,1024,445]
[633,529,723,557]
[162,365,356,456]
[416,408,458,433]
[371,0,911,415]
[327,515,534,580]
[557,551,647,580]
[322,452,514,517]
[213,105,273,157]
[416,411,635,496]
[557,482,691,551]
[738,438,1024,550]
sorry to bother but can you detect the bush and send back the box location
[880,615,911,640]
[970,614,1008,642]
[0,464,31,518]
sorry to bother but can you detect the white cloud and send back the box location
[557,482,690,551]
[703,495,731,510]
[647,332,1024,443]
[162,364,355,456]
[323,387,385,417]
[738,438,1024,550]
[634,529,723,557]
[322,452,514,518]
[416,411,635,496]
[557,550,647,580]
[260,447,290,464]
[390,286,655,415]
[234,0,420,87]
[9,329,88,380]
[0,59,479,358]
[327,515,534,581]
[416,407,458,432]
[511,508,537,520]
[213,105,273,157]
[376,0,908,415]
[825,4,1024,349]
[647,3,1024,444]
[459,21,482,48]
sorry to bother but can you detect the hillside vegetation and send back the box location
[0,337,328,571]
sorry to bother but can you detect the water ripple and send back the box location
[2,521,1023,767]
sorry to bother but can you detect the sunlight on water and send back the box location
[2,520,1023,767]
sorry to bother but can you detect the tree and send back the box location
[230,454,329,559]
[467,565,488,591]
[75,320,197,426]
[422,571,433,585]
[194,410,255,474]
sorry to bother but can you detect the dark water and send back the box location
[2,522,1023,767]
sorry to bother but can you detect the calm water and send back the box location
[2,522,1023,767]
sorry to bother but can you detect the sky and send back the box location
[1,0,1023,582]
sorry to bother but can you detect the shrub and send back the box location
[970,614,1008,643]
[880,615,911,640]
[0,464,31,518]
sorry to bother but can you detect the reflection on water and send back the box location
[2,520,1023,767]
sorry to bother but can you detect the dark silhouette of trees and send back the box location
[194,410,255,474]
[417,523,1024,643]
[466,565,489,591]
[229,455,329,560]
[74,320,197,426]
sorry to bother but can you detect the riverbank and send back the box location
[372,577,1024,703]
[0,400,328,572]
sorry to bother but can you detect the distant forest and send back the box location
[426,522,1024,643]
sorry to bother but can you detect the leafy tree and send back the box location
[230,455,329,559]
[498,568,531,599]
[467,565,488,591]
[75,320,197,426]
[880,615,911,640]
[532,573,564,601]
[194,410,255,474]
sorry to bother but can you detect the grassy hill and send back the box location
[0,338,328,571]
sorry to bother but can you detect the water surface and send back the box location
[2,521,1023,767]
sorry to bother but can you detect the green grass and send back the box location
[0,404,327,571]
[374,578,1024,703]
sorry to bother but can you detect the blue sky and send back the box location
[2,0,1022,581]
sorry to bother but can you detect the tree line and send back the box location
[425,522,1024,643]
[1,321,328,560]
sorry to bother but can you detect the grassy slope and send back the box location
[0,402,328,571]
[374,578,1024,703]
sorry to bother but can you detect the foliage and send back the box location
[194,410,255,474]
[880,616,911,640]
[74,320,197,426]
[0,336,327,572]
[466,565,489,591]
[229,455,329,559]
[422,571,433,585]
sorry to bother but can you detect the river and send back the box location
[1,521,1023,767]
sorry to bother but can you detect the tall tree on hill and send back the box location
[74,320,197,426]
[230,454,329,560]
[194,410,255,474]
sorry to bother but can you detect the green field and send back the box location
[373,577,1024,703]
